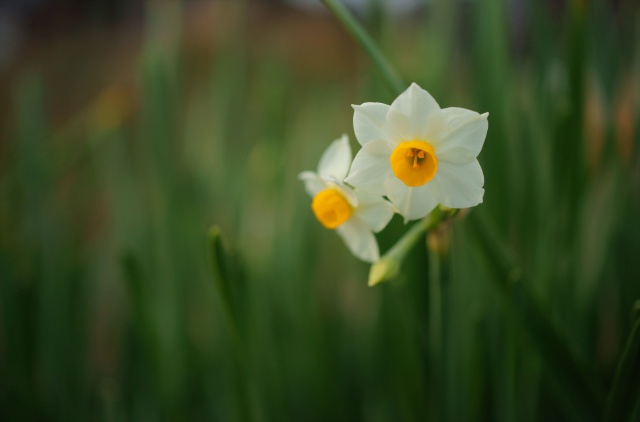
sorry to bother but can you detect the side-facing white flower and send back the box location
[299,135,395,263]
[345,83,488,222]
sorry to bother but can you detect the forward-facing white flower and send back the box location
[299,135,395,263]
[345,83,488,221]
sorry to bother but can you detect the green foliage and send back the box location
[1,1,639,421]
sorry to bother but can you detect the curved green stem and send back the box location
[369,209,452,286]
[320,0,405,95]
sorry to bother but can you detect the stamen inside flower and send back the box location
[311,189,352,229]
[390,140,438,187]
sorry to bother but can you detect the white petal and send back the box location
[387,83,441,142]
[352,103,391,146]
[344,140,393,195]
[434,159,484,208]
[353,190,395,233]
[336,218,380,263]
[298,171,327,197]
[423,110,449,140]
[385,177,440,222]
[433,109,488,164]
[317,134,352,181]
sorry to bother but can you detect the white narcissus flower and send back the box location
[345,83,488,222]
[299,135,395,263]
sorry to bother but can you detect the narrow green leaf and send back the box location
[208,225,241,342]
[208,226,253,422]
[120,253,162,394]
[604,302,640,422]
[466,212,604,421]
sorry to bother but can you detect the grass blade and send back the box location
[466,212,604,421]
[604,301,640,422]
[208,226,243,344]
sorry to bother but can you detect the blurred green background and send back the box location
[1,0,639,421]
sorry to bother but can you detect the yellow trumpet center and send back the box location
[389,140,438,187]
[311,188,352,229]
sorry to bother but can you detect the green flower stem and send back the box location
[604,302,640,422]
[320,0,404,95]
[369,213,441,286]
[428,250,443,366]
[427,207,454,421]
[428,245,449,421]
